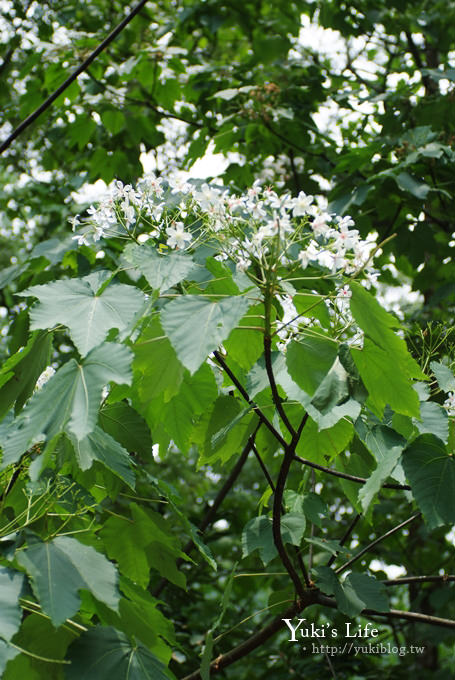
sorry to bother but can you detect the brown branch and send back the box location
[383,575,455,586]
[293,454,411,490]
[213,350,287,448]
[0,0,150,153]
[263,336,296,437]
[181,581,455,679]
[335,512,421,575]
[272,415,310,597]
[317,592,455,630]
[180,592,319,680]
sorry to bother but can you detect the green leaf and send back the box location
[310,358,349,414]
[0,641,19,676]
[2,343,132,466]
[161,295,251,374]
[358,426,406,512]
[0,567,24,641]
[304,537,346,556]
[430,361,455,392]
[0,331,53,419]
[66,626,176,680]
[100,505,186,589]
[133,318,185,403]
[16,536,119,626]
[402,434,455,528]
[352,339,420,418]
[345,572,389,613]
[125,243,194,292]
[314,566,389,617]
[413,401,448,444]
[98,402,153,459]
[70,427,135,488]
[395,172,431,199]
[19,274,145,356]
[242,513,306,565]
[286,335,338,396]
[296,417,354,464]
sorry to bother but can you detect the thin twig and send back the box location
[335,513,421,575]
[293,455,411,490]
[383,575,455,586]
[213,351,287,448]
[327,513,361,568]
[0,0,149,153]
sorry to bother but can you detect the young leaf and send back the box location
[161,295,251,374]
[19,274,145,356]
[16,536,120,626]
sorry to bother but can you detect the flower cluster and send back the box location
[70,173,378,285]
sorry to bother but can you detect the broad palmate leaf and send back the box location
[18,272,145,356]
[1,343,132,467]
[66,626,176,680]
[17,536,119,627]
[161,294,251,374]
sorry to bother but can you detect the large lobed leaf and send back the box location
[17,536,119,627]
[1,343,132,468]
[19,272,145,356]
[161,294,251,374]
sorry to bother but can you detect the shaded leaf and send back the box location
[17,536,119,626]
[402,434,455,528]
[66,626,175,680]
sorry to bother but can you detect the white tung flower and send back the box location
[292,191,313,217]
[166,221,192,249]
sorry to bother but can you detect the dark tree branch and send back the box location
[327,513,361,568]
[213,350,287,448]
[317,592,455,630]
[383,575,455,586]
[335,513,421,575]
[180,592,318,680]
[272,415,311,597]
[0,0,150,153]
[251,439,310,589]
[263,335,296,437]
[181,584,455,679]
[293,455,411,490]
